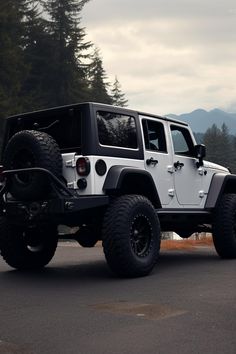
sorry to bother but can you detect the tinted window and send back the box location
[8,111,82,152]
[44,113,82,151]
[97,111,137,149]
[142,119,167,152]
[171,126,194,156]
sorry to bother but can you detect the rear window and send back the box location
[43,113,82,151]
[7,111,82,152]
[97,111,137,149]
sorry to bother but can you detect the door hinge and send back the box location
[168,189,175,197]
[199,190,205,198]
[167,165,174,174]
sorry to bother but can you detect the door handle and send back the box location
[174,161,184,169]
[146,157,158,166]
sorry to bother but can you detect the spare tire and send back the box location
[3,130,62,200]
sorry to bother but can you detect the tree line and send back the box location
[0,0,128,125]
[194,123,236,173]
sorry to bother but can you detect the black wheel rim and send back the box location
[23,228,44,253]
[130,214,152,257]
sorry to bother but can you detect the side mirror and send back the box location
[194,144,206,167]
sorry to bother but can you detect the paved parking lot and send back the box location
[0,243,235,354]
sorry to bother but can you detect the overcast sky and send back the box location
[82,0,236,115]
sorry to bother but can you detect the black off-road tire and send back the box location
[212,194,236,258]
[0,217,58,270]
[102,195,161,278]
[3,130,62,200]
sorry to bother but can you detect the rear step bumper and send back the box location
[0,167,109,222]
[4,195,109,221]
[0,167,75,198]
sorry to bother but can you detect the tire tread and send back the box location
[102,195,160,277]
[212,193,236,258]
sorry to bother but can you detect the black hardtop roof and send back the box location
[5,102,88,121]
[6,102,188,126]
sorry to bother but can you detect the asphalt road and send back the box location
[0,242,235,354]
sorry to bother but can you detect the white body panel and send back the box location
[141,117,174,205]
[61,115,230,211]
[62,153,144,196]
[166,122,204,206]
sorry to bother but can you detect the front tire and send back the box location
[102,195,160,277]
[0,218,58,270]
[212,194,236,258]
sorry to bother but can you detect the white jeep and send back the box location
[0,102,235,277]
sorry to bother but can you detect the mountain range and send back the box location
[167,109,236,134]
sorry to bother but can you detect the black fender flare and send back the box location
[205,173,236,208]
[103,165,161,208]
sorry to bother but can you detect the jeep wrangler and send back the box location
[0,102,236,277]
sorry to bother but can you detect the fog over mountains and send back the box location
[167,109,236,134]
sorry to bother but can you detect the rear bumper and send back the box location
[0,166,109,223]
[3,195,109,222]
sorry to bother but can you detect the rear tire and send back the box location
[102,195,160,277]
[212,194,236,258]
[0,218,58,270]
[3,130,62,200]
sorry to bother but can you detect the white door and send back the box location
[170,124,203,205]
[141,117,174,205]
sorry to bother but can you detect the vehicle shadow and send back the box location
[0,259,111,285]
[0,246,221,287]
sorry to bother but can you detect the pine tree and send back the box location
[110,76,128,107]
[231,136,236,173]
[220,123,232,167]
[20,1,53,110]
[0,0,33,151]
[203,123,233,170]
[88,48,112,104]
[203,124,221,163]
[0,0,29,119]
[40,0,91,106]
[0,0,128,127]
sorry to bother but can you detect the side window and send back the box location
[142,119,167,152]
[97,111,137,149]
[171,126,195,156]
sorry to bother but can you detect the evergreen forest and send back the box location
[202,124,236,173]
[0,1,127,125]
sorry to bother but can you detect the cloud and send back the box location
[84,0,236,22]
[82,0,236,114]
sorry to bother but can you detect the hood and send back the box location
[204,160,229,173]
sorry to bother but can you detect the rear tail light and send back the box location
[76,157,90,176]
